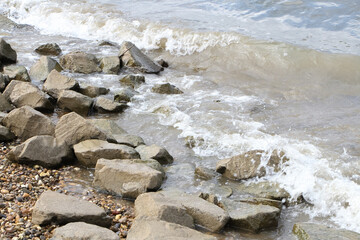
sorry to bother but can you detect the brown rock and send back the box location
[29,56,62,81]
[35,43,62,56]
[60,51,100,74]
[43,70,79,98]
[3,65,30,82]
[151,83,183,94]
[79,85,109,98]
[93,96,127,113]
[57,90,93,115]
[100,56,120,74]
[136,144,174,165]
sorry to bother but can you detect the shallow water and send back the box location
[1,0,360,238]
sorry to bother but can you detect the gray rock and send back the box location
[136,144,174,165]
[55,112,110,147]
[3,65,30,82]
[99,40,118,47]
[52,222,120,240]
[93,97,127,113]
[57,90,93,115]
[157,59,169,68]
[29,56,63,81]
[43,70,79,98]
[152,83,183,94]
[32,191,111,227]
[0,93,14,112]
[79,85,109,98]
[0,73,9,92]
[2,106,55,141]
[6,135,71,168]
[293,222,360,240]
[119,74,145,88]
[88,119,127,136]
[114,88,136,102]
[60,51,100,74]
[93,158,164,199]
[0,15,17,31]
[0,125,15,142]
[113,134,145,148]
[35,43,61,56]
[100,56,120,74]
[127,218,217,240]
[195,166,217,180]
[118,41,162,74]
[0,38,17,65]
[73,139,140,167]
[0,112,7,122]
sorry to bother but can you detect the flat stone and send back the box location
[60,51,100,74]
[114,87,137,102]
[136,144,174,165]
[35,43,62,56]
[29,56,62,81]
[57,90,93,115]
[32,191,111,227]
[3,65,30,82]
[93,96,127,113]
[0,93,14,112]
[0,38,17,65]
[113,134,145,147]
[119,74,145,88]
[43,70,79,98]
[152,83,183,94]
[100,56,120,74]
[0,125,15,142]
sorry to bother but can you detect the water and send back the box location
[1,0,360,238]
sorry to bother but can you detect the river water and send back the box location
[1,0,360,239]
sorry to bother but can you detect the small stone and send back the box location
[35,43,62,56]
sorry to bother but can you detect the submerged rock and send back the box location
[35,43,62,56]
[119,74,145,88]
[136,144,174,165]
[114,87,137,102]
[0,38,17,65]
[29,56,62,81]
[3,65,30,82]
[100,56,120,74]
[60,51,100,74]
[152,83,183,94]
[79,85,109,98]
[57,90,93,115]
[43,70,79,99]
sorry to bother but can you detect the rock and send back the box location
[0,125,15,141]
[3,65,30,82]
[60,51,100,74]
[32,191,111,227]
[93,158,164,199]
[29,56,62,81]
[0,93,14,112]
[3,80,54,111]
[127,219,216,240]
[220,199,280,233]
[136,144,174,165]
[52,222,120,240]
[0,112,7,122]
[2,106,55,141]
[132,159,165,177]
[93,96,127,113]
[55,112,110,147]
[6,135,71,168]
[99,40,118,47]
[0,15,17,31]
[195,166,217,180]
[113,134,145,148]
[79,85,109,98]
[57,90,93,115]
[73,139,140,167]
[88,119,127,136]
[118,41,162,74]
[239,197,283,209]
[0,38,17,65]
[119,75,145,88]
[43,70,79,98]
[292,222,360,240]
[0,73,9,91]
[35,43,62,56]
[100,56,120,74]
[152,83,183,94]
[216,150,289,180]
[114,87,136,102]
[157,59,169,68]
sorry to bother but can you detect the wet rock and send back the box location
[99,40,118,47]
[52,222,120,240]
[136,144,174,165]
[114,87,136,102]
[2,106,55,141]
[151,83,183,94]
[60,51,100,74]
[195,166,217,180]
[0,38,17,65]
[35,43,62,56]
[43,70,79,98]
[0,93,14,112]
[3,80,54,111]
[113,134,145,148]
[157,59,169,68]
[0,73,10,91]
[88,119,127,136]
[79,85,109,98]
[3,65,30,82]
[220,199,280,233]
[57,90,93,115]
[216,150,289,180]
[29,56,63,81]
[118,41,162,74]
[0,125,15,141]
[292,222,360,240]
[32,191,111,227]
[73,139,140,167]
[127,219,216,240]
[131,159,165,177]
[100,56,120,74]
[239,197,283,209]
[93,158,164,199]
[0,15,17,31]
[93,96,127,113]
[0,111,7,122]
[6,135,71,168]
[55,112,110,147]
[119,74,145,88]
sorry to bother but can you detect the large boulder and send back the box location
[3,80,54,111]
[127,219,216,240]
[293,222,360,240]
[2,106,55,141]
[73,139,140,167]
[0,38,17,65]
[35,43,62,56]
[32,191,111,227]
[43,70,79,98]
[100,56,120,74]
[79,85,109,98]
[118,41,162,74]
[55,112,110,147]
[119,74,145,88]
[93,159,164,199]
[6,135,71,168]
[57,90,93,115]
[0,93,14,112]
[0,125,15,142]
[93,96,127,113]
[216,150,289,180]
[52,222,120,240]
[3,65,30,82]
[60,51,100,74]
[114,87,137,102]
[152,83,183,94]
[136,144,174,165]
[29,56,62,81]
